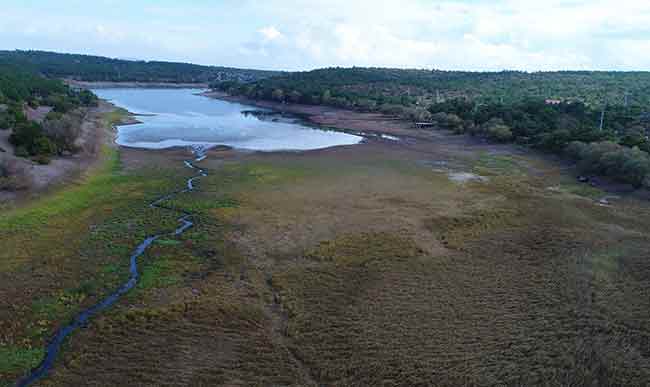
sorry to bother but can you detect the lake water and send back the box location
[93,88,362,151]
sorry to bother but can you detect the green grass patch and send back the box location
[31,285,94,330]
[473,153,526,176]
[137,257,180,291]
[0,346,44,375]
[557,177,604,199]
[167,193,240,214]
[102,107,131,127]
[0,145,122,232]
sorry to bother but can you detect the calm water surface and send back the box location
[93,88,362,151]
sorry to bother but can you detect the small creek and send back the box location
[17,145,209,387]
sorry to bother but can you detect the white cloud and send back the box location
[258,26,283,42]
[241,0,650,70]
[2,0,650,70]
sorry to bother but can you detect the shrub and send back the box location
[537,129,571,152]
[9,121,57,157]
[14,146,29,158]
[431,112,464,132]
[379,104,405,116]
[32,136,56,156]
[0,159,30,191]
[33,154,51,165]
[42,111,83,153]
[404,107,432,122]
[569,141,650,187]
[565,141,589,160]
[479,118,513,142]
[487,123,514,142]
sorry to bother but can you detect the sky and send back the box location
[1,0,650,71]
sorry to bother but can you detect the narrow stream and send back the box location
[16,145,209,387]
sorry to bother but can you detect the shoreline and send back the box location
[199,91,436,141]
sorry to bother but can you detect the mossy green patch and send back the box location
[557,177,605,199]
[102,107,130,127]
[0,346,44,374]
[137,257,180,291]
[29,285,95,340]
[0,145,121,233]
[473,153,526,176]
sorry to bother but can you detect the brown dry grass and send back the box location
[3,130,650,386]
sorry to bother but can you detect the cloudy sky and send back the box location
[1,0,649,71]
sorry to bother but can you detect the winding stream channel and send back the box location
[17,146,210,387]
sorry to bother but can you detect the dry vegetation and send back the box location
[2,128,650,386]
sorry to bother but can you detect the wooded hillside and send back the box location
[0,50,280,84]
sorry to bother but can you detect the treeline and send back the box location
[212,67,650,110]
[0,50,280,84]
[428,99,650,188]
[1,65,98,163]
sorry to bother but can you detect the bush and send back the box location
[431,112,464,132]
[379,104,406,116]
[42,111,83,153]
[14,146,29,158]
[0,159,30,191]
[478,118,513,142]
[569,141,650,187]
[33,154,51,165]
[487,123,513,142]
[404,107,432,122]
[565,141,589,160]
[537,129,571,152]
[9,121,57,157]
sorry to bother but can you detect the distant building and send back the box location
[545,99,562,105]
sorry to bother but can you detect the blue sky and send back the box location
[1,0,650,71]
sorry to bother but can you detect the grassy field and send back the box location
[1,128,650,386]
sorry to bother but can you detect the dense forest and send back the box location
[0,50,280,84]
[214,67,650,188]
[213,67,650,111]
[0,64,98,164]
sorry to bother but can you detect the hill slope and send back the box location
[0,50,281,84]
[213,67,650,108]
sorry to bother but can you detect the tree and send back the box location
[271,88,284,102]
[481,118,513,142]
[321,89,332,104]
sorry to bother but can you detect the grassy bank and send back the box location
[0,109,188,384]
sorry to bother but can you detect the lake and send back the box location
[92,88,362,151]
